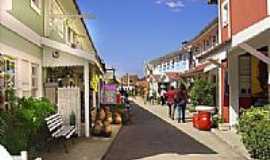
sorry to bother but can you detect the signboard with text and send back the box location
[101,84,117,104]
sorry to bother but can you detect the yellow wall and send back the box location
[251,57,263,97]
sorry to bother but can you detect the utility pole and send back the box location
[127,73,130,90]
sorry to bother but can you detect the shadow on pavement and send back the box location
[103,102,217,160]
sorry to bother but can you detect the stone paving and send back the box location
[103,99,247,160]
[40,125,121,160]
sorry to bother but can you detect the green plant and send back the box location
[0,116,7,137]
[212,114,219,128]
[187,105,196,113]
[190,79,214,106]
[238,106,270,160]
[0,97,56,154]
[5,87,17,110]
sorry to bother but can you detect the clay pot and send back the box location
[103,120,112,137]
[98,108,106,120]
[106,112,113,124]
[114,113,122,124]
[197,112,212,131]
[93,120,103,135]
[104,106,110,113]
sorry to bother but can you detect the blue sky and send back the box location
[77,0,217,77]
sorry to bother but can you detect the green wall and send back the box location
[10,0,44,35]
[0,25,42,59]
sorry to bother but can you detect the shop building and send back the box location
[184,17,231,123]
[0,0,105,137]
[199,0,270,126]
[217,0,270,126]
[145,50,190,75]
[120,74,139,91]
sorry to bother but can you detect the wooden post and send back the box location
[84,63,90,137]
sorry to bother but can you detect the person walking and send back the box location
[149,89,154,105]
[174,84,188,123]
[160,89,167,106]
[165,86,176,119]
[143,88,148,104]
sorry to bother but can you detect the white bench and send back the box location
[45,113,76,153]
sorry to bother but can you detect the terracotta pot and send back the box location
[114,113,122,124]
[197,111,212,131]
[104,106,110,113]
[107,117,113,124]
[98,108,106,120]
[93,120,103,135]
[103,120,112,137]
[192,113,199,128]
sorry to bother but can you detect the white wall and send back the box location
[0,42,43,98]
[228,52,239,126]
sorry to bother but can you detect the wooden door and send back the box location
[221,60,229,123]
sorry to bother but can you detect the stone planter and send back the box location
[218,123,231,131]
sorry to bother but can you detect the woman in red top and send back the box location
[165,86,176,119]
[174,84,188,123]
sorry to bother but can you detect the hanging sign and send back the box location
[101,84,116,104]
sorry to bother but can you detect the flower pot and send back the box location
[192,113,199,128]
[114,112,122,124]
[98,108,106,120]
[103,120,112,137]
[197,111,212,131]
[93,120,103,136]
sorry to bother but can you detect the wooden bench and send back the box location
[45,113,76,153]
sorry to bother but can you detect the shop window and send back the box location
[222,1,229,27]
[0,55,16,111]
[31,0,42,15]
[239,55,251,97]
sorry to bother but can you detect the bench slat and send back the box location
[51,126,65,138]
[47,116,63,128]
[46,115,62,125]
[45,114,60,121]
[45,114,76,141]
[48,121,63,132]
[65,128,76,139]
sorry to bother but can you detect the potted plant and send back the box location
[190,79,215,107]
[190,79,215,130]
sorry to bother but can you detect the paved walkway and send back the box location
[40,125,121,160]
[103,98,247,160]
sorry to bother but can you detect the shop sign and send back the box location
[101,84,116,104]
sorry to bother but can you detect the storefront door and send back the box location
[221,60,229,123]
